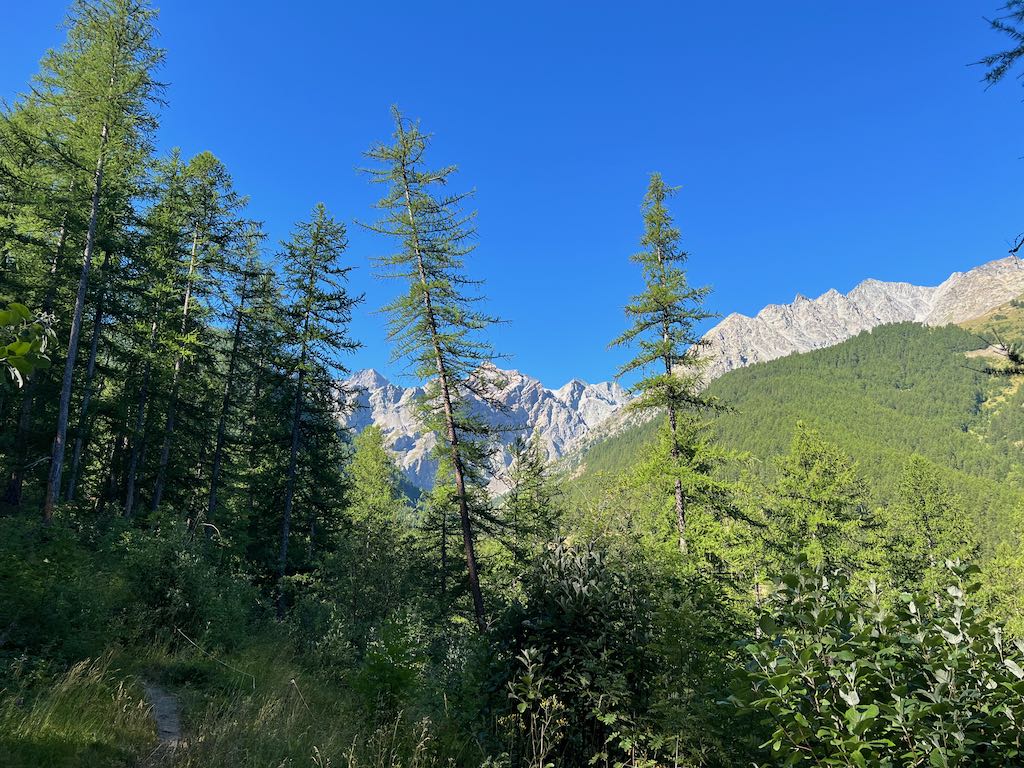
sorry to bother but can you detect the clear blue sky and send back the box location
[4,2,1023,388]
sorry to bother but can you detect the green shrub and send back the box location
[492,540,661,767]
[732,557,1024,766]
[115,521,262,650]
[0,519,129,662]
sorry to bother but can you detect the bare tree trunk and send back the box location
[65,250,110,501]
[205,278,248,530]
[400,173,486,632]
[124,321,157,517]
[42,122,108,524]
[152,229,199,512]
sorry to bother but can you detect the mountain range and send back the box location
[342,368,628,490]
[701,255,1024,380]
[343,256,1024,490]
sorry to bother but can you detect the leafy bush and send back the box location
[492,540,661,767]
[0,519,130,662]
[115,521,262,650]
[732,557,1024,766]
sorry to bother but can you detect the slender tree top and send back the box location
[359,106,504,401]
[611,172,715,411]
[32,0,165,149]
[280,203,363,380]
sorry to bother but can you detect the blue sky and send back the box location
[4,2,1023,388]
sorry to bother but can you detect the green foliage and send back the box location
[767,422,871,572]
[361,106,505,629]
[2,5,1023,768]
[572,324,1024,553]
[734,557,1024,766]
[115,522,260,650]
[0,301,53,387]
[500,432,563,559]
[610,172,716,552]
[348,424,408,526]
[879,455,979,596]
[493,541,661,766]
[0,655,154,768]
[611,173,712,412]
[979,502,1024,638]
[0,518,130,661]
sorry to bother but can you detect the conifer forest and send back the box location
[2,2,1024,767]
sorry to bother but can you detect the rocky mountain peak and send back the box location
[700,256,1024,381]
[343,257,1023,493]
[341,367,630,491]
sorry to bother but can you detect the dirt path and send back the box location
[144,681,183,749]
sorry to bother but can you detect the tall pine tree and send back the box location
[38,0,163,522]
[362,107,505,632]
[276,203,361,616]
[611,173,714,553]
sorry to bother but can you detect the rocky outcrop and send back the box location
[700,256,1024,380]
[341,368,628,491]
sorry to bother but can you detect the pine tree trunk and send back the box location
[659,237,687,555]
[65,250,110,501]
[277,365,305,619]
[124,321,157,517]
[278,272,313,619]
[95,433,120,517]
[152,229,200,512]
[242,357,265,536]
[440,504,448,603]
[42,122,108,524]
[205,285,247,530]
[400,174,487,632]
[668,401,687,554]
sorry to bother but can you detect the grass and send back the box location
[0,653,155,768]
[0,638,473,768]
[0,514,478,768]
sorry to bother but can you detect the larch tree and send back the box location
[39,0,163,523]
[768,422,871,572]
[610,173,714,553]
[276,203,361,617]
[121,152,187,518]
[361,107,505,633]
[348,424,406,528]
[204,243,264,533]
[151,150,249,512]
[0,102,80,509]
[501,432,561,561]
[881,455,979,595]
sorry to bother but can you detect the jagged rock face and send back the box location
[701,256,1024,380]
[341,368,629,491]
[345,257,1024,490]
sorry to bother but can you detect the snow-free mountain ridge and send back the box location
[342,368,628,491]
[344,256,1024,490]
[701,256,1024,380]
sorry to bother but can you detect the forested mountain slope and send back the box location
[568,321,1024,547]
